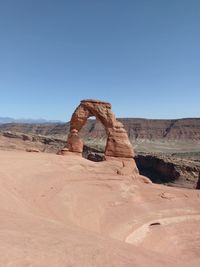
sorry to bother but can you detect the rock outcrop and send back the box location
[0,131,66,153]
[61,99,134,158]
[61,129,83,154]
[135,153,200,189]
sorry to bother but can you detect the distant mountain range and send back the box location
[0,117,200,141]
[0,117,63,124]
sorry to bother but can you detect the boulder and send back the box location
[87,152,105,162]
[26,148,40,153]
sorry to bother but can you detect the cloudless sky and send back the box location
[0,0,199,121]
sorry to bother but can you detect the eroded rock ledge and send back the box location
[135,153,200,189]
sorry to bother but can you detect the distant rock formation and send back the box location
[61,99,134,158]
[1,118,200,141]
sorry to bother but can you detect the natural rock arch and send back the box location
[61,99,134,158]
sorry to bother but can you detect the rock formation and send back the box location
[61,99,134,158]
[135,153,200,188]
[61,129,83,154]
[0,130,67,154]
[1,118,200,142]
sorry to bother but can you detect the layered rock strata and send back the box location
[61,99,134,158]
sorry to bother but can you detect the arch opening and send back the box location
[80,117,107,161]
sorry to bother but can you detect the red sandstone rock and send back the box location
[62,99,134,158]
[1,150,200,267]
[61,128,83,154]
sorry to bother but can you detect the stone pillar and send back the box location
[105,121,134,158]
[60,129,83,155]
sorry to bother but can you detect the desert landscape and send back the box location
[1,106,199,189]
[1,0,200,266]
[0,99,200,267]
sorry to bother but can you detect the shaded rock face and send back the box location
[62,100,134,158]
[135,154,179,184]
[135,153,200,189]
[197,172,200,189]
[87,152,105,162]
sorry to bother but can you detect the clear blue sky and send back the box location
[0,0,199,121]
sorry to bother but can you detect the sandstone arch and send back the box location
[61,99,134,158]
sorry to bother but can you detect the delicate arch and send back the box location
[62,99,134,158]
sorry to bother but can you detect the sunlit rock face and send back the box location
[62,99,134,158]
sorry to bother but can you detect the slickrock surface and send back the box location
[0,130,200,189]
[0,150,200,267]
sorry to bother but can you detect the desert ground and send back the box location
[0,150,200,267]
